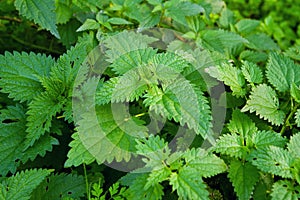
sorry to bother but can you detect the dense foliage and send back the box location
[0,0,300,199]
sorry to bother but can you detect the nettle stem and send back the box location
[280,99,299,135]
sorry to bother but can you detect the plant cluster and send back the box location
[0,0,300,200]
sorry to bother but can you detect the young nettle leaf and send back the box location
[110,48,157,75]
[241,60,263,85]
[169,167,209,200]
[104,31,158,63]
[76,19,100,32]
[0,52,54,102]
[241,84,285,125]
[64,132,95,167]
[228,160,260,200]
[14,0,60,38]
[206,62,247,97]
[266,52,300,92]
[0,169,52,200]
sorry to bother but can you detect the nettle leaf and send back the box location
[146,78,211,137]
[183,148,227,178]
[111,66,151,103]
[30,173,85,200]
[200,29,248,54]
[0,52,54,102]
[228,160,260,200]
[266,52,300,92]
[295,109,300,128]
[24,91,64,148]
[290,83,300,103]
[252,130,287,149]
[0,105,27,176]
[245,33,279,51]
[96,78,117,105]
[0,169,51,200]
[149,52,191,73]
[249,146,293,178]
[241,60,263,84]
[104,31,158,63]
[206,63,247,97]
[287,133,300,158]
[170,167,209,200]
[165,1,204,25]
[76,104,148,164]
[136,135,170,170]
[271,180,300,200]
[241,84,285,125]
[235,19,261,35]
[227,109,257,138]
[110,48,157,75]
[14,0,60,38]
[124,174,164,200]
[0,105,59,175]
[214,133,248,159]
[64,132,95,167]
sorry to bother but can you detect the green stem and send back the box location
[280,102,298,135]
[83,163,90,200]
[10,34,63,54]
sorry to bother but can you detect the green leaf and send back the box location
[124,174,164,200]
[30,173,86,200]
[285,45,300,61]
[55,0,73,24]
[266,52,300,92]
[0,105,27,176]
[64,132,96,167]
[252,130,286,149]
[104,31,158,63]
[169,167,209,200]
[146,78,212,137]
[227,109,257,138]
[0,52,54,102]
[228,160,260,200]
[249,146,293,178]
[165,1,204,25]
[235,19,261,35]
[183,148,227,178]
[14,0,60,38]
[241,61,263,84]
[287,133,300,158]
[206,63,247,97]
[76,104,148,163]
[76,19,100,32]
[295,109,300,128]
[214,133,248,159]
[200,29,248,54]
[136,135,170,170]
[0,169,51,200]
[291,83,300,103]
[24,91,64,148]
[271,180,300,200]
[110,48,157,75]
[245,33,279,51]
[107,17,133,25]
[96,78,118,105]
[241,84,285,126]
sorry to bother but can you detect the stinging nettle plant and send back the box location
[1,0,300,199]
